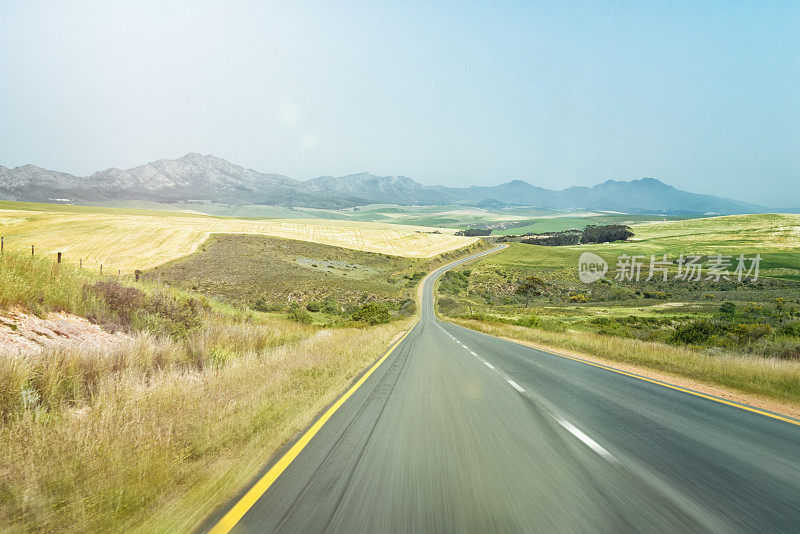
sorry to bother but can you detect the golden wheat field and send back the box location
[0,207,476,272]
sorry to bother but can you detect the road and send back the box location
[210,245,800,533]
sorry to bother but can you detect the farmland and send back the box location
[0,201,476,274]
[82,200,679,233]
[436,214,800,401]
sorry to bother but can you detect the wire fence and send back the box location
[0,236,142,281]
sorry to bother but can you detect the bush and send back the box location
[731,323,773,343]
[306,301,321,312]
[87,280,145,326]
[540,319,567,332]
[140,292,206,339]
[321,298,340,314]
[643,290,670,300]
[778,321,800,337]
[670,320,725,345]
[439,270,470,295]
[719,302,736,315]
[404,271,426,287]
[87,280,205,338]
[515,315,541,328]
[251,297,272,312]
[287,309,313,324]
[351,303,390,325]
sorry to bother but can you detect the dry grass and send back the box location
[0,208,476,273]
[452,318,800,404]
[0,315,412,532]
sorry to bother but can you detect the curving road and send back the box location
[209,245,800,533]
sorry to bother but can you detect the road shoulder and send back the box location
[453,321,800,422]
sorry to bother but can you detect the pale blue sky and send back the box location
[0,1,798,206]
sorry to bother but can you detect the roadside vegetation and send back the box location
[450,318,800,402]
[147,234,486,326]
[437,214,800,403]
[0,248,414,532]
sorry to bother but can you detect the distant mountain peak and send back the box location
[0,154,774,215]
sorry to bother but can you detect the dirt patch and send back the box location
[0,309,130,355]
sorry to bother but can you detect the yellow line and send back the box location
[500,336,800,427]
[208,324,417,534]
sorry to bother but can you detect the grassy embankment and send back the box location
[438,214,800,403]
[0,249,413,532]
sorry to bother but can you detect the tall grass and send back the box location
[452,318,800,403]
[0,312,411,532]
[0,251,98,315]
[0,247,414,532]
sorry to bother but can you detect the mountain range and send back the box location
[0,153,773,215]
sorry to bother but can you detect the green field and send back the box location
[490,213,684,235]
[438,214,800,360]
[487,213,800,281]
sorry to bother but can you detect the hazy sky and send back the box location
[1,1,798,206]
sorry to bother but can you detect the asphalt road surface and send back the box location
[210,246,800,533]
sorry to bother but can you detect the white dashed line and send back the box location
[469,350,478,357]
[506,379,525,393]
[484,361,495,369]
[557,419,617,462]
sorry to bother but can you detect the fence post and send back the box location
[100,264,103,275]
[57,252,62,264]
[79,258,82,269]
[1,236,3,253]
[31,244,34,257]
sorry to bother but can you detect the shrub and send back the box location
[351,303,390,325]
[670,320,725,345]
[719,302,736,315]
[515,315,541,328]
[140,292,206,338]
[731,323,773,343]
[540,319,567,332]
[306,301,321,312]
[252,297,271,312]
[778,321,800,337]
[321,298,340,314]
[287,309,313,324]
[439,270,470,295]
[86,280,145,326]
[404,271,426,287]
